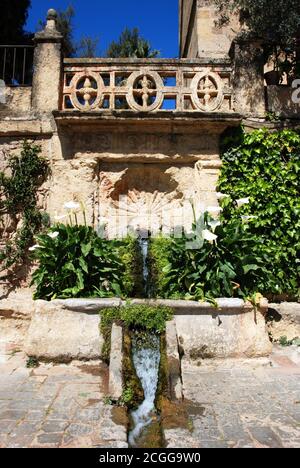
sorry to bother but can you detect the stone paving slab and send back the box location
[0,347,128,448]
[179,349,300,448]
[0,337,299,448]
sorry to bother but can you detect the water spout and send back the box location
[138,230,150,297]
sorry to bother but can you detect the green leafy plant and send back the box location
[31,224,139,301]
[218,128,300,298]
[0,141,49,274]
[149,212,271,301]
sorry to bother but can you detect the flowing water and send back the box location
[138,237,150,297]
[128,333,161,447]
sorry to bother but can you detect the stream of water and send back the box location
[128,333,161,447]
[138,237,150,297]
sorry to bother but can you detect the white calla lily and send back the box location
[217,192,230,200]
[48,231,59,239]
[208,220,221,231]
[202,229,218,242]
[29,244,41,252]
[236,198,250,208]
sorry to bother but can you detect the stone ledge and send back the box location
[23,298,271,363]
[0,117,54,136]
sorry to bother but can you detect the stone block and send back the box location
[108,324,123,400]
[25,300,102,362]
[174,301,272,361]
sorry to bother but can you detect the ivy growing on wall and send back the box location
[218,128,300,298]
[0,141,49,274]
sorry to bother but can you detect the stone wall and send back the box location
[0,86,32,116]
[180,0,239,58]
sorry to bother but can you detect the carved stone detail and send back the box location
[191,71,224,111]
[62,62,233,113]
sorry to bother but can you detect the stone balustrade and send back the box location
[62,58,234,114]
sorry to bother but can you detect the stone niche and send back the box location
[54,116,233,236]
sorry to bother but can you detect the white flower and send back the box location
[54,214,67,221]
[208,220,221,231]
[202,229,218,242]
[29,244,40,252]
[48,231,59,239]
[64,201,80,211]
[236,198,250,208]
[217,192,230,201]
[207,206,223,215]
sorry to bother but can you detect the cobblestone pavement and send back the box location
[173,346,300,449]
[0,340,299,448]
[0,344,127,448]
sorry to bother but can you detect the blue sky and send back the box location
[26,0,179,57]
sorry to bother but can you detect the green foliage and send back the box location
[101,305,173,335]
[26,357,39,368]
[149,212,271,301]
[31,225,138,301]
[218,128,300,298]
[214,0,300,80]
[279,336,300,347]
[214,0,300,48]
[106,27,159,58]
[77,36,99,58]
[120,305,173,333]
[0,141,49,272]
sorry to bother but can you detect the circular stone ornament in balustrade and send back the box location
[70,72,104,110]
[126,71,164,112]
[191,71,224,112]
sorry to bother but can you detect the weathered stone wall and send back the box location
[180,0,239,58]
[268,303,300,342]
[0,86,32,116]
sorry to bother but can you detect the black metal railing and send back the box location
[0,45,34,86]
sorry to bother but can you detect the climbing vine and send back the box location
[0,141,49,274]
[218,128,300,298]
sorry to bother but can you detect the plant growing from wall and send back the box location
[31,224,141,301]
[218,128,300,298]
[100,304,173,363]
[0,141,49,275]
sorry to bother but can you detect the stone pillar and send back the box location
[232,39,266,118]
[32,9,63,114]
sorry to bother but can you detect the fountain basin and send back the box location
[24,298,272,362]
